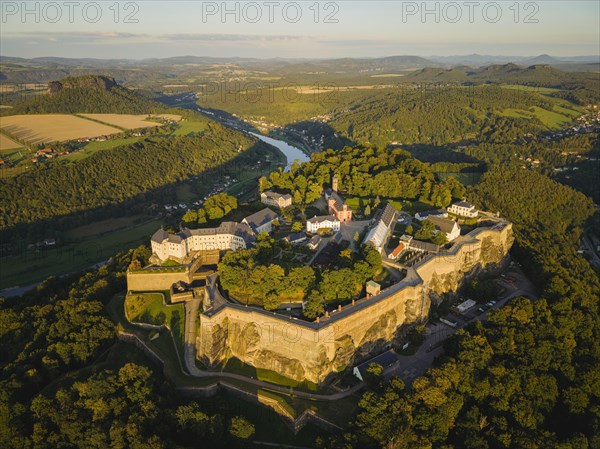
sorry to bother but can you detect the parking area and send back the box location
[384,264,538,384]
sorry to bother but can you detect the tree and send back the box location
[228,416,255,440]
[182,210,197,223]
[303,292,325,319]
[364,204,372,217]
[363,363,384,389]
[415,220,435,241]
[373,196,381,209]
[291,221,304,232]
[432,231,448,246]
[258,176,272,192]
[444,176,466,199]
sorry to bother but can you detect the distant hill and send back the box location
[405,63,594,85]
[6,75,163,114]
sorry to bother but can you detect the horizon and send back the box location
[1,52,599,62]
[1,1,599,59]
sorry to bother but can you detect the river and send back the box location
[249,132,310,170]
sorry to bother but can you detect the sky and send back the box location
[1,1,599,59]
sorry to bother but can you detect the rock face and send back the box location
[197,222,513,384]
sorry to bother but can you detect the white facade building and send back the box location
[306,215,341,233]
[151,222,255,263]
[426,216,461,242]
[448,201,478,218]
[261,191,292,209]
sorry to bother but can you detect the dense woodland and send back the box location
[4,75,163,115]
[261,146,466,209]
[0,247,258,449]
[218,234,382,314]
[0,128,265,230]
[316,166,600,449]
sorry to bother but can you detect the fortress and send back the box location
[195,221,513,384]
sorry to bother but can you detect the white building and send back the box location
[363,204,398,254]
[242,208,279,234]
[448,201,478,218]
[260,191,292,209]
[426,216,461,242]
[151,222,255,263]
[306,215,340,233]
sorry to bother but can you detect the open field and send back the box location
[65,215,148,240]
[80,113,163,129]
[0,219,160,289]
[0,114,121,145]
[152,113,182,121]
[0,133,22,151]
[500,106,577,129]
[171,119,206,136]
[63,136,144,162]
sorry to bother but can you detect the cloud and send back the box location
[2,31,303,44]
[163,33,301,42]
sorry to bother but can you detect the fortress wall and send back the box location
[198,281,424,384]
[126,270,191,292]
[197,223,513,384]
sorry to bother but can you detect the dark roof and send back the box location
[333,232,343,243]
[426,215,459,233]
[243,208,278,230]
[408,239,440,253]
[307,214,338,224]
[356,350,399,375]
[262,190,292,201]
[454,201,475,209]
[378,203,398,228]
[151,228,170,244]
[416,209,447,218]
[285,232,307,243]
[329,191,346,210]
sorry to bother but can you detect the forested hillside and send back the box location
[4,75,162,115]
[0,126,266,228]
[318,166,600,449]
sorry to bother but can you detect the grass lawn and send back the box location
[65,215,149,240]
[125,293,185,358]
[176,183,197,202]
[223,358,319,392]
[63,137,143,162]
[171,120,206,136]
[500,105,576,129]
[0,219,160,289]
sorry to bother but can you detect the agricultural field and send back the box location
[79,113,163,129]
[0,133,22,151]
[0,114,121,145]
